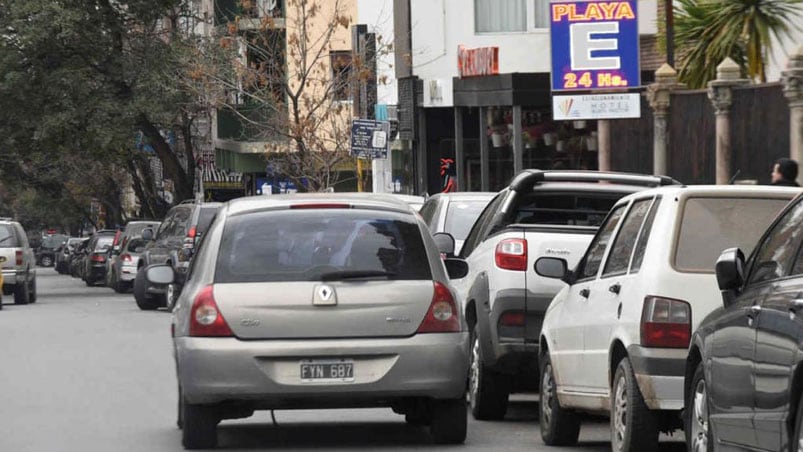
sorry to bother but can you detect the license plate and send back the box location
[300,359,354,383]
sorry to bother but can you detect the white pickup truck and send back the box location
[452,170,679,420]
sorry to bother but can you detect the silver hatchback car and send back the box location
[146,194,471,449]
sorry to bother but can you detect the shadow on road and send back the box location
[217,421,433,449]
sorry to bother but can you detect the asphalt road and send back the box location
[0,270,686,451]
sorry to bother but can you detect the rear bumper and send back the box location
[119,265,138,282]
[2,269,22,286]
[484,289,547,375]
[627,345,686,410]
[176,332,470,406]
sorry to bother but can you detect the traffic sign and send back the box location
[550,0,640,92]
[350,119,390,159]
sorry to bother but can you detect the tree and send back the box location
[0,0,209,228]
[181,0,366,192]
[673,0,803,88]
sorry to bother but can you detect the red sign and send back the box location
[457,46,499,78]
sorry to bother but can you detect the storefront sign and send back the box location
[350,119,390,159]
[458,45,499,78]
[552,93,641,120]
[549,1,640,91]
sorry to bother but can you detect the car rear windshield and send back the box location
[0,225,18,247]
[42,235,67,249]
[215,209,432,283]
[94,236,114,251]
[675,197,791,272]
[445,199,492,241]
[512,192,621,227]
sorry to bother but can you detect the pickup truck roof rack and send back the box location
[508,170,681,193]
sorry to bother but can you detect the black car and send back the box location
[36,234,67,267]
[81,232,116,286]
[685,191,803,452]
[134,200,221,311]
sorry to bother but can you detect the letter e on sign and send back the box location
[571,22,620,71]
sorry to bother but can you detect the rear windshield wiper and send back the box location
[319,270,396,281]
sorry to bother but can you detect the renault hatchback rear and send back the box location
[157,194,470,449]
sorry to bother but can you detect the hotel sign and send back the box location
[457,45,499,78]
[552,93,641,120]
[549,1,640,91]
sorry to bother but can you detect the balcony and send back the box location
[215,0,284,27]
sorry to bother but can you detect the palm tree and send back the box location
[673,0,803,88]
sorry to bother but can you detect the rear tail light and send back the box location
[90,254,106,263]
[183,226,197,249]
[120,253,133,263]
[15,250,22,266]
[189,286,234,337]
[495,238,528,271]
[641,296,691,348]
[417,281,461,333]
[499,311,525,327]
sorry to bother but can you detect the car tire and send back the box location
[468,327,509,420]
[113,278,128,294]
[165,283,179,312]
[611,357,659,452]
[685,361,713,452]
[429,398,467,444]
[133,268,158,311]
[177,385,184,430]
[29,278,36,303]
[14,280,29,305]
[181,397,218,450]
[85,277,94,287]
[40,255,53,267]
[540,352,581,446]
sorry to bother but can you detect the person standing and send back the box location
[771,158,800,186]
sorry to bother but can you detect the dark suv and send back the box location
[134,200,221,311]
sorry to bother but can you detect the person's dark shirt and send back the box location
[772,179,800,187]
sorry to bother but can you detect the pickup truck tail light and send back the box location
[641,296,691,348]
[417,282,461,333]
[189,286,234,337]
[183,226,197,249]
[495,238,528,271]
[15,250,22,266]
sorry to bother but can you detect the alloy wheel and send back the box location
[691,378,709,452]
[612,374,628,451]
[468,334,480,406]
[541,362,554,427]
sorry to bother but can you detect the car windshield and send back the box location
[125,223,158,237]
[0,225,18,246]
[215,209,432,283]
[444,199,492,241]
[674,197,791,272]
[42,235,68,249]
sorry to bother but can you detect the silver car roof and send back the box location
[223,193,417,216]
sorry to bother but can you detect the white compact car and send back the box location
[534,185,800,451]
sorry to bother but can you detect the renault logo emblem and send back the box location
[313,284,337,306]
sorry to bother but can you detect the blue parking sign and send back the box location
[550,0,640,91]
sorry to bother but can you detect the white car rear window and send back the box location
[675,197,790,272]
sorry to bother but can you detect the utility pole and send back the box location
[665,0,674,67]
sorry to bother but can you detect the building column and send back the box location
[479,106,490,191]
[783,45,803,185]
[416,110,427,194]
[646,63,684,177]
[454,107,465,191]
[513,106,524,176]
[707,57,749,184]
[597,119,611,172]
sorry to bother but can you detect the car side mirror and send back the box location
[141,228,154,241]
[433,232,456,256]
[535,257,569,280]
[145,264,175,285]
[444,258,469,280]
[715,248,745,308]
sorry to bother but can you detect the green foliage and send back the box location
[674,0,803,88]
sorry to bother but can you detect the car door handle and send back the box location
[609,283,621,295]
[580,288,590,299]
